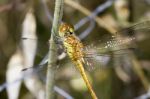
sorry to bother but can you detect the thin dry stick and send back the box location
[46,0,64,99]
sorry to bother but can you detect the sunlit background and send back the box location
[0,0,150,99]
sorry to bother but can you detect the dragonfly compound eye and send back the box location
[59,23,74,37]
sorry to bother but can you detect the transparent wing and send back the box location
[20,34,66,74]
[83,20,150,71]
[83,46,133,71]
[21,35,64,58]
[21,20,150,72]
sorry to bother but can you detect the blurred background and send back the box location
[0,0,150,99]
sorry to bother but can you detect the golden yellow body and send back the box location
[59,23,98,99]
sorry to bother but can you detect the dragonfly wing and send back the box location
[83,46,132,71]
[114,20,150,45]
[83,20,150,71]
[21,37,65,58]
[114,20,150,56]
[87,20,150,56]
[83,55,110,71]
[115,20,150,36]
[21,37,65,73]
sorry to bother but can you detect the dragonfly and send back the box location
[58,23,99,99]
[22,20,150,99]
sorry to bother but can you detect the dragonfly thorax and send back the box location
[63,34,84,61]
[59,23,84,61]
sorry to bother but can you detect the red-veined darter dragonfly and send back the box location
[22,20,150,99]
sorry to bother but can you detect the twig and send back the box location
[46,0,64,99]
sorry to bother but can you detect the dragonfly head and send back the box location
[59,23,74,38]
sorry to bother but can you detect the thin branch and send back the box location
[46,0,64,99]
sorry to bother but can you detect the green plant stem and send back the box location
[46,0,64,99]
